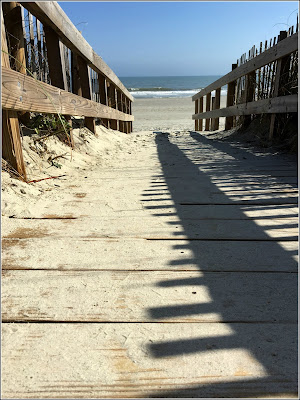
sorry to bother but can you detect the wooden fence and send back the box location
[192,26,298,139]
[2,1,134,180]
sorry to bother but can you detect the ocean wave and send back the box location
[130,88,227,99]
[129,87,199,92]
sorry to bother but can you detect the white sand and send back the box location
[2,96,227,220]
[132,96,227,132]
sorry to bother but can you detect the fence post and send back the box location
[212,88,221,130]
[124,97,129,134]
[107,82,117,130]
[1,8,27,180]
[269,30,288,140]
[195,99,199,131]
[198,97,203,131]
[44,25,75,143]
[205,92,211,131]
[243,71,256,127]
[211,96,215,130]
[97,73,109,128]
[118,91,125,132]
[225,63,237,130]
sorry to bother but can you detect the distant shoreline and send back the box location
[132,96,227,132]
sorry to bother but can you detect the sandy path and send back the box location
[2,129,298,398]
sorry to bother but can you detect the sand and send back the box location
[132,95,227,132]
[1,96,227,219]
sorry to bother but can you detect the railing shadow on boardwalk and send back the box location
[143,132,298,398]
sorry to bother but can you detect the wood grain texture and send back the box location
[2,236,297,272]
[2,323,297,398]
[2,67,134,121]
[2,270,297,322]
[193,94,298,120]
[192,32,298,100]
[2,215,298,240]
[20,1,133,101]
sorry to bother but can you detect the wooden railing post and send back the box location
[198,97,203,131]
[74,54,96,134]
[269,30,288,140]
[123,96,129,134]
[212,88,221,130]
[107,82,117,130]
[117,90,124,132]
[44,25,75,143]
[97,73,109,128]
[129,100,133,133]
[225,63,238,130]
[243,71,256,127]
[205,92,211,131]
[3,2,31,126]
[211,96,215,130]
[1,8,27,180]
[2,2,27,73]
[195,99,199,131]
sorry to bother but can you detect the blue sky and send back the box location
[59,1,298,77]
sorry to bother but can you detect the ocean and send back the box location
[120,76,225,99]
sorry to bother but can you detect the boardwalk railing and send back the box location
[2,1,134,180]
[192,29,298,138]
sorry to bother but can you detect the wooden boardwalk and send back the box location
[2,132,298,398]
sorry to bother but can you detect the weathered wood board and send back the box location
[2,216,298,240]
[2,270,297,322]
[2,323,297,398]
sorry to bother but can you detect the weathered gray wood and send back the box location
[225,64,237,130]
[1,67,134,121]
[212,88,221,130]
[1,9,27,181]
[2,270,297,322]
[2,2,27,74]
[2,323,297,398]
[2,216,298,240]
[205,93,211,131]
[21,1,133,101]
[2,237,297,272]
[193,94,298,120]
[192,32,298,101]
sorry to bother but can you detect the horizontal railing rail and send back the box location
[20,1,133,102]
[192,30,298,136]
[2,1,134,180]
[2,67,134,121]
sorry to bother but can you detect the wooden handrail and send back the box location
[21,1,134,102]
[192,32,298,101]
[2,67,134,121]
[192,95,297,119]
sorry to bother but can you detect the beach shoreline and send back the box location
[132,96,226,132]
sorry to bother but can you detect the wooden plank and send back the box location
[192,32,298,101]
[21,1,134,101]
[2,323,297,398]
[43,25,65,89]
[76,55,95,133]
[198,97,203,131]
[2,216,298,240]
[2,237,297,272]
[1,67,134,121]
[1,9,27,181]
[193,94,298,120]
[225,64,237,130]
[269,31,288,140]
[243,70,256,126]
[194,99,199,131]
[205,93,211,131]
[212,88,221,130]
[2,270,297,322]
[2,2,27,73]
